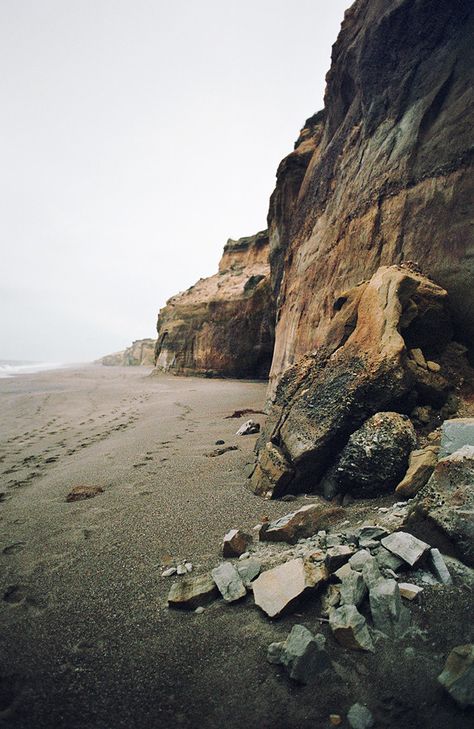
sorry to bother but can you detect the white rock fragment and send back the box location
[381,531,430,566]
[161,567,177,577]
[176,564,187,576]
[399,583,423,600]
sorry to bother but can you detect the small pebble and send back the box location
[194,607,205,614]
[329,715,342,726]
[185,562,193,573]
[176,564,187,576]
[215,440,225,445]
[239,552,250,560]
[378,507,389,513]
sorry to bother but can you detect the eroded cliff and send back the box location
[268,0,474,387]
[100,338,156,366]
[154,231,275,378]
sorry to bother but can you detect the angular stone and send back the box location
[267,624,330,683]
[375,546,405,572]
[334,562,353,581]
[381,532,430,567]
[222,528,253,558]
[329,605,374,652]
[410,348,427,369]
[168,573,219,610]
[395,446,438,497]
[440,418,474,458]
[253,558,328,618]
[321,584,341,616]
[438,644,474,708]
[348,550,372,572]
[259,503,343,545]
[356,526,389,542]
[361,558,383,589]
[250,442,294,498]
[369,578,410,636]
[236,558,261,586]
[236,419,260,436]
[325,545,355,573]
[211,563,247,602]
[66,485,104,502]
[427,361,441,373]
[347,703,374,729]
[399,583,423,600]
[340,570,367,608]
[429,548,452,585]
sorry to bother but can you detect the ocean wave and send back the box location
[0,361,66,378]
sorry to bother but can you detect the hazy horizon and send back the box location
[1,0,351,362]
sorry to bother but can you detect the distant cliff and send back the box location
[154,231,275,378]
[99,338,156,367]
[268,0,473,387]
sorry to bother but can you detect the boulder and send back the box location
[395,445,439,498]
[252,558,328,618]
[348,550,372,572]
[259,503,343,545]
[329,605,374,652]
[236,558,261,586]
[267,624,330,684]
[167,574,219,610]
[249,442,294,498]
[380,532,430,567]
[325,545,355,573]
[211,563,247,603]
[368,579,410,637]
[222,529,252,558]
[440,418,474,458]
[339,570,367,608]
[413,446,474,566]
[438,644,474,708]
[321,412,416,499]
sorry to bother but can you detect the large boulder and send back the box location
[251,266,456,498]
[320,412,416,499]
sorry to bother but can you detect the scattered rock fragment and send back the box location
[222,529,252,558]
[329,605,374,652]
[439,418,474,458]
[374,546,404,572]
[399,583,423,600]
[176,564,187,576]
[206,446,238,457]
[253,558,328,618]
[211,563,247,603]
[236,558,261,586]
[325,545,355,573]
[429,548,452,585]
[329,715,342,727]
[168,574,219,610]
[369,579,409,637]
[361,558,383,589]
[161,567,177,577]
[259,504,343,545]
[236,420,260,436]
[395,445,438,497]
[438,644,474,708]
[66,485,104,502]
[267,624,330,683]
[348,550,372,572]
[340,570,367,608]
[380,532,430,567]
[347,702,374,729]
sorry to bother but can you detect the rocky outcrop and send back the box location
[267,0,474,387]
[251,265,470,498]
[154,231,274,378]
[99,338,156,366]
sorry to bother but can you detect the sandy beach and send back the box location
[1,366,472,729]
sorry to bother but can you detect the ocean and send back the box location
[0,360,67,378]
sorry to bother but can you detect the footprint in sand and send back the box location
[2,542,25,556]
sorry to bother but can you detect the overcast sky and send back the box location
[0,0,351,363]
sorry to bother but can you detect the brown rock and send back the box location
[252,558,328,618]
[222,529,252,558]
[395,445,439,497]
[249,442,294,498]
[66,485,104,502]
[154,231,275,378]
[259,503,343,544]
[167,573,219,610]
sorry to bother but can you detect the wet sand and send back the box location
[1,366,472,729]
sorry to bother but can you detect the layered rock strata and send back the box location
[154,231,274,378]
[267,0,474,387]
[251,265,470,498]
[99,338,156,366]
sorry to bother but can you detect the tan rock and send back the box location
[399,583,423,600]
[395,445,439,497]
[250,442,294,498]
[66,485,104,502]
[427,361,441,373]
[259,503,343,544]
[253,558,328,618]
[167,574,219,610]
[99,338,156,366]
[409,348,427,369]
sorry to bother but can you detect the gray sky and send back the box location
[0,0,351,362]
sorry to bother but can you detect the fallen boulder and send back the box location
[440,418,474,458]
[211,563,247,602]
[368,579,410,637]
[167,574,219,610]
[253,558,328,618]
[380,532,430,567]
[438,644,474,708]
[236,558,261,586]
[329,604,374,652]
[259,503,343,544]
[222,529,252,558]
[395,445,439,498]
[267,624,330,683]
[339,570,367,608]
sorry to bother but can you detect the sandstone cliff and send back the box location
[268,0,474,387]
[154,231,275,378]
[100,338,156,367]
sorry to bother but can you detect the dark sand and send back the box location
[1,367,472,729]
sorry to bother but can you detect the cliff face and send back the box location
[154,231,275,378]
[100,338,156,367]
[268,0,474,387]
